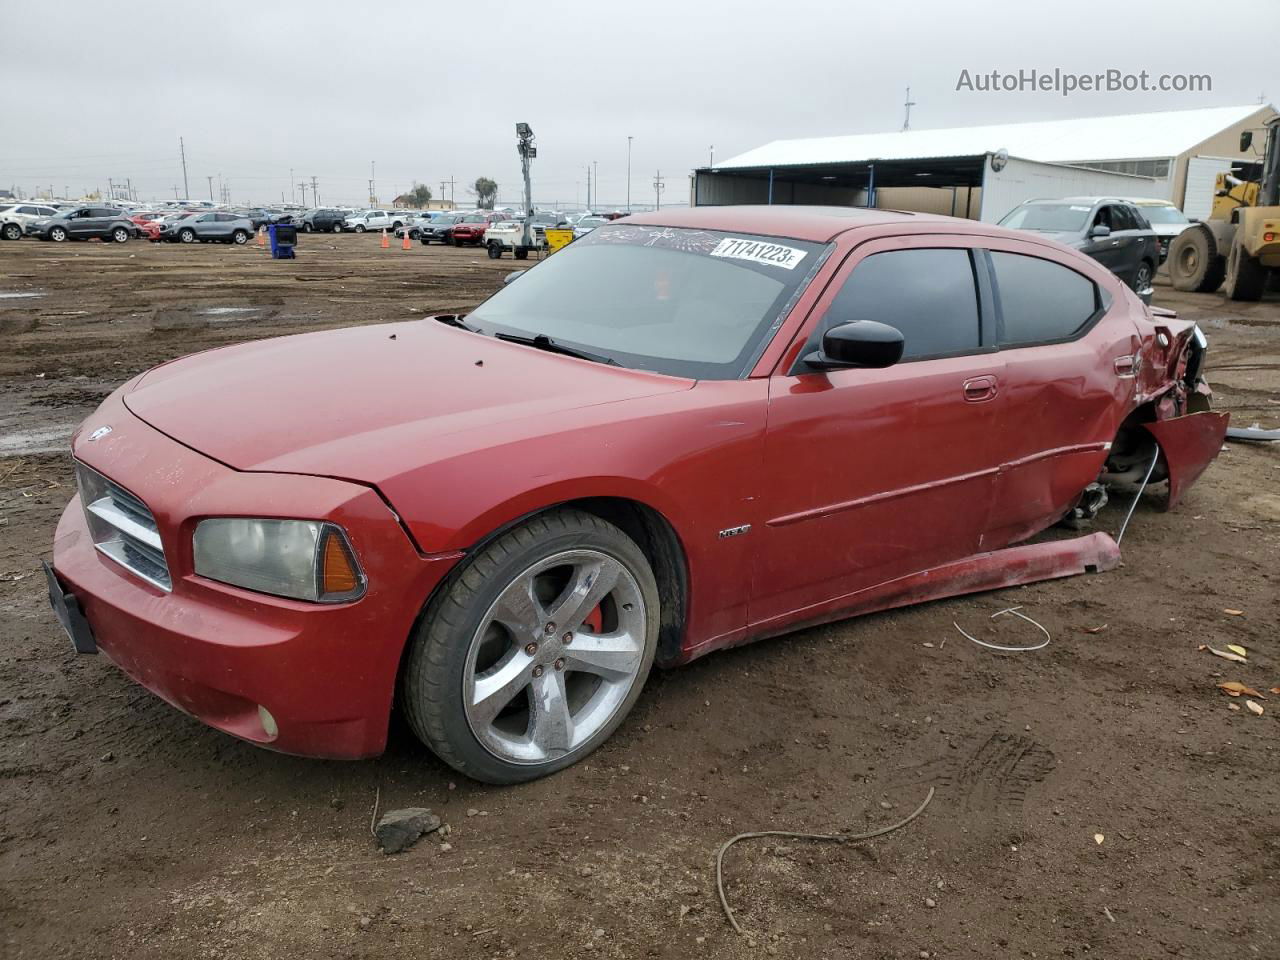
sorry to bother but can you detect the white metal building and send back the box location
[693,103,1277,222]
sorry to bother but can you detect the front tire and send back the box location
[49,226,68,242]
[179,228,196,244]
[401,509,659,784]
[2,223,23,241]
[1168,225,1224,293]
[355,224,366,233]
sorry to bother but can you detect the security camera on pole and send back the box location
[516,123,536,253]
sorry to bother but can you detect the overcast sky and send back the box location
[1,0,1271,209]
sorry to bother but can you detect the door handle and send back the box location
[1113,355,1138,376]
[962,376,998,402]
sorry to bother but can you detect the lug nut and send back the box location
[562,632,573,644]
[554,658,565,671]
[543,622,556,635]
[524,642,538,655]
[532,665,545,678]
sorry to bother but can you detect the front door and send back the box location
[751,238,1004,629]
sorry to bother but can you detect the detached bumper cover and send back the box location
[1143,411,1229,510]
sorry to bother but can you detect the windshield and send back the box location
[466,224,827,379]
[999,202,1092,233]
[1137,205,1189,225]
[578,217,607,227]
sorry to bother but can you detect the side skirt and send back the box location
[675,532,1121,665]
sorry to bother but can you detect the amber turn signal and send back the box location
[320,529,363,599]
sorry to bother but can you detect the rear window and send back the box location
[990,252,1099,345]
[824,248,982,361]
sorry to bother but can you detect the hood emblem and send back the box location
[87,426,113,442]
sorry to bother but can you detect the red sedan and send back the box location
[447,211,508,246]
[128,211,169,241]
[46,206,1226,783]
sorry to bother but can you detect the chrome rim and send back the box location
[51,228,66,241]
[463,549,647,765]
[1137,264,1151,287]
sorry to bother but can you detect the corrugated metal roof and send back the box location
[715,104,1272,170]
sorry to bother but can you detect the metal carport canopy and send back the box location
[702,154,987,190]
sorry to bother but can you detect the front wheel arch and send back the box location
[393,495,690,723]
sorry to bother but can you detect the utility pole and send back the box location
[586,165,591,210]
[173,185,180,201]
[290,168,295,205]
[439,181,447,208]
[207,175,214,202]
[126,177,133,202]
[108,178,115,201]
[370,160,376,205]
[709,145,714,167]
[311,176,319,206]
[653,170,664,211]
[449,177,455,207]
[626,136,633,211]
[902,86,916,132]
[179,136,189,200]
[593,160,598,208]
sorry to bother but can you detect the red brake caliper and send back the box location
[582,606,604,633]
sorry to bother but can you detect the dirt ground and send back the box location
[1,233,1278,960]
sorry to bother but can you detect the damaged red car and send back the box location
[46,206,1226,784]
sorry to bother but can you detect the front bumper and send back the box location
[50,394,461,758]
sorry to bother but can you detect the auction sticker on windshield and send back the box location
[710,237,807,270]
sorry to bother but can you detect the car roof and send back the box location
[619,204,994,243]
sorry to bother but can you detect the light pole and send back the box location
[626,136,633,212]
[593,160,598,210]
[709,145,714,167]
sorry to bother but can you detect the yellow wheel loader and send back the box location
[1169,116,1280,301]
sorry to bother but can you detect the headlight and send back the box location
[193,518,365,603]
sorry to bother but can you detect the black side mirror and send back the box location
[503,270,526,285]
[804,320,904,370]
[1089,224,1111,239]
[1240,130,1253,152]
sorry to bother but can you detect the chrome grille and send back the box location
[76,462,171,591]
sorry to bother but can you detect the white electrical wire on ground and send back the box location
[954,606,1051,652]
[1116,445,1160,546]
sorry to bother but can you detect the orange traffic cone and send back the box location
[380,229,389,249]
[256,227,266,247]
[402,229,411,250]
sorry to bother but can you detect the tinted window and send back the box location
[17,205,37,214]
[1111,204,1140,231]
[825,249,981,361]
[990,252,1098,346]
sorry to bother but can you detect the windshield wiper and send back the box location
[433,313,477,332]
[494,332,620,366]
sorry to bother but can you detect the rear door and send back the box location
[751,237,1004,627]
[981,241,1137,547]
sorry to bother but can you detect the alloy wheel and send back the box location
[462,549,647,765]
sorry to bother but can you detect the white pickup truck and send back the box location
[341,209,412,233]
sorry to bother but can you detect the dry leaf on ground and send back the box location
[1246,700,1264,716]
[1228,703,1242,711]
[1223,609,1245,616]
[1093,833,1105,845]
[1084,624,1108,634]
[1227,644,1248,658]
[1199,645,1248,664]
[1218,682,1265,698]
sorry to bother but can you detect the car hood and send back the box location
[122,320,692,480]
